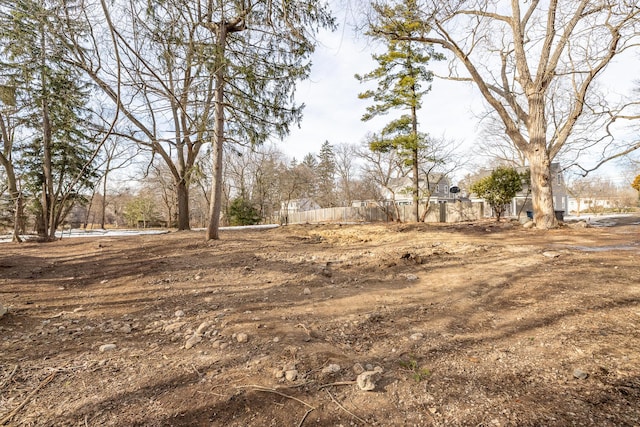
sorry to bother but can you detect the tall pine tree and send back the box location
[356,0,443,222]
[0,0,98,239]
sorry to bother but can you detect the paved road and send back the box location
[567,213,640,227]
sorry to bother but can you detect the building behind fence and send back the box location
[271,201,484,225]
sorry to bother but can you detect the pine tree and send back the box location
[316,141,336,207]
[356,0,443,222]
[0,0,98,240]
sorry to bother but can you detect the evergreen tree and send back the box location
[316,140,336,207]
[356,0,443,222]
[0,0,98,240]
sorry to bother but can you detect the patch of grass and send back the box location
[398,357,431,382]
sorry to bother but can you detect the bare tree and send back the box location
[369,0,640,228]
[358,136,408,220]
[334,143,359,206]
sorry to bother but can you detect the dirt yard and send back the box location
[1,217,639,426]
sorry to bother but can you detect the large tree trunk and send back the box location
[527,94,557,229]
[176,179,190,230]
[206,23,227,241]
[527,148,557,229]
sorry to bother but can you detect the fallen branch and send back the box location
[324,388,367,425]
[1,371,57,425]
[0,365,18,390]
[236,384,315,426]
[318,380,356,389]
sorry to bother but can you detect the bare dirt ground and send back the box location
[1,217,639,426]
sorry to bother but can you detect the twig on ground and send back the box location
[318,381,356,389]
[236,384,315,426]
[324,388,367,425]
[298,408,314,427]
[0,371,57,425]
[0,365,18,390]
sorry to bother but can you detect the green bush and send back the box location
[228,198,261,226]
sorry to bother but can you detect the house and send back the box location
[379,175,455,205]
[280,198,321,214]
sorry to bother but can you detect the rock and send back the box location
[273,369,284,379]
[185,334,203,349]
[410,332,424,341]
[174,310,185,317]
[352,363,365,375]
[542,251,561,258]
[322,364,341,374]
[357,370,381,391]
[523,221,535,229]
[99,343,117,352]
[573,369,589,380]
[0,304,7,318]
[236,333,249,343]
[163,322,186,334]
[196,321,211,335]
[403,274,419,282]
[285,369,298,381]
[303,287,311,295]
[120,324,132,334]
[273,337,280,343]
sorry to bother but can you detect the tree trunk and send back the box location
[526,93,557,229]
[206,23,227,241]
[12,190,23,243]
[176,179,190,230]
[411,105,419,222]
[41,31,56,241]
[527,149,557,229]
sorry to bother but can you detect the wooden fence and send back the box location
[270,201,484,225]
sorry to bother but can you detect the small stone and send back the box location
[196,321,211,335]
[185,334,203,349]
[322,364,341,374]
[573,369,589,380]
[274,369,284,379]
[236,333,249,343]
[543,251,561,258]
[0,304,7,318]
[303,288,311,295]
[120,324,132,334]
[404,274,419,281]
[356,370,380,391]
[273,337,280,343]
[523,221,535,229]
[352,363,365,375]
[175,310,185,317]
[410,332,424,341]
[99,343,117,352]
[100,279,108,284]
[285,369,298,381]
[194,274,203,280]
[163,322,186,334]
